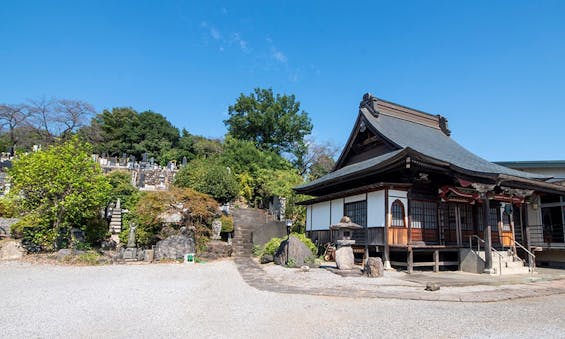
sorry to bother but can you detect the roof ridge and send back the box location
[359,93,450,136]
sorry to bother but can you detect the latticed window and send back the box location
[459,204,473,230]
[344,200,367,227]
[410,200,438,229]
[477,206,499,231]
[391,199,405,227]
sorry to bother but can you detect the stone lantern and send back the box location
[330,216,362,270]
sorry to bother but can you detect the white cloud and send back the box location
[210,28,221,40]
[271,47,287,63]
[231,33,249,53]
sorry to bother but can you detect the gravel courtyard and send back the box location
[1,260,564,339]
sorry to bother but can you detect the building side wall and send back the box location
[306,205,312,231]
[367,190,385,227]
[330,199,343,225]
[311,201,331,230]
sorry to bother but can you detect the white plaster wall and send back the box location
[330,199,343,225]
[306,205,312,231]
[344,194,366,203]
[367,190,385,227]
[311,201,331,230]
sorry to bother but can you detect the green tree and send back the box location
[106,170,140,210]
[174,158,239,204]
[93,107,140,156]
[8,137,111,250]
[224,88,313,158]
[92,108,180,164]
[255,168,307,227]
[219,136,292,176]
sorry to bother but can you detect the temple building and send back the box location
[295,93,565,273]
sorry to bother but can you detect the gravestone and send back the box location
[211,219,222,240]
[122,223,137,261]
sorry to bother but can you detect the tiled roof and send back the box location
[362,110,546,180]
[296,96,549,192]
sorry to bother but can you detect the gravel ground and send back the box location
[1,260,564,339]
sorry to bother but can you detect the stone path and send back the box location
[234,257,565,302]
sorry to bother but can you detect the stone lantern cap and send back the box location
[331,216,361,247]
[330,216,362,230]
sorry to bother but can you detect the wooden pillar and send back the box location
[433,250,439,272]
[509,206,517,255]
[383,188,391,269]
[483,196,493,273]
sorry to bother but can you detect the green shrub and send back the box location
[262,237,283,256]
[252,244,263,257]
[11,214,57,252]
[220,215,233,233]
[75,251,101,265]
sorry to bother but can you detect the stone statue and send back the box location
[127,222,137,248]
[211,219,222,240]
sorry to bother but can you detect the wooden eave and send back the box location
[297,182,412,205]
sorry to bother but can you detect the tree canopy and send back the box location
[224,88,313,159]
[8,137,111,250]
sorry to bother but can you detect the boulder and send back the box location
[260,254,273,264]
[56,249,85,261]
[364,257,384,278]
[425,282,440,291]
[155,235,195,260]
[274,235,314,267]
[205,240,232,258]
[0,239,25,260]
[101,238,117,251]
[335,246,354,270]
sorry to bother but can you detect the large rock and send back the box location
[205,240,232,258]
[335,246,354,270]
[155,235,195,260]
[364,257,384,278]
[274,235,314,267]
[0,239,25,260]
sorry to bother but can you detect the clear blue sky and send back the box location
[1,1,564,161]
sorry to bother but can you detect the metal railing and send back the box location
[499,234,536,273]
[468,235,503,275]
[526,224,565,248]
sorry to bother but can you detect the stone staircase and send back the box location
[231,208,271,257]
[109,199,122,243]
[477,249,531,275]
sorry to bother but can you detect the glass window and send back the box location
[410,200,438,229]
[391,199,405,227]
[344,200,367,227]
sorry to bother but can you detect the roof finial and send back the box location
[359,93,379,117]
[438,115,451,136]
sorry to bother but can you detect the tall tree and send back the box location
[224,88,312,159]
[0,104,29,148]
[93,107,141,157]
